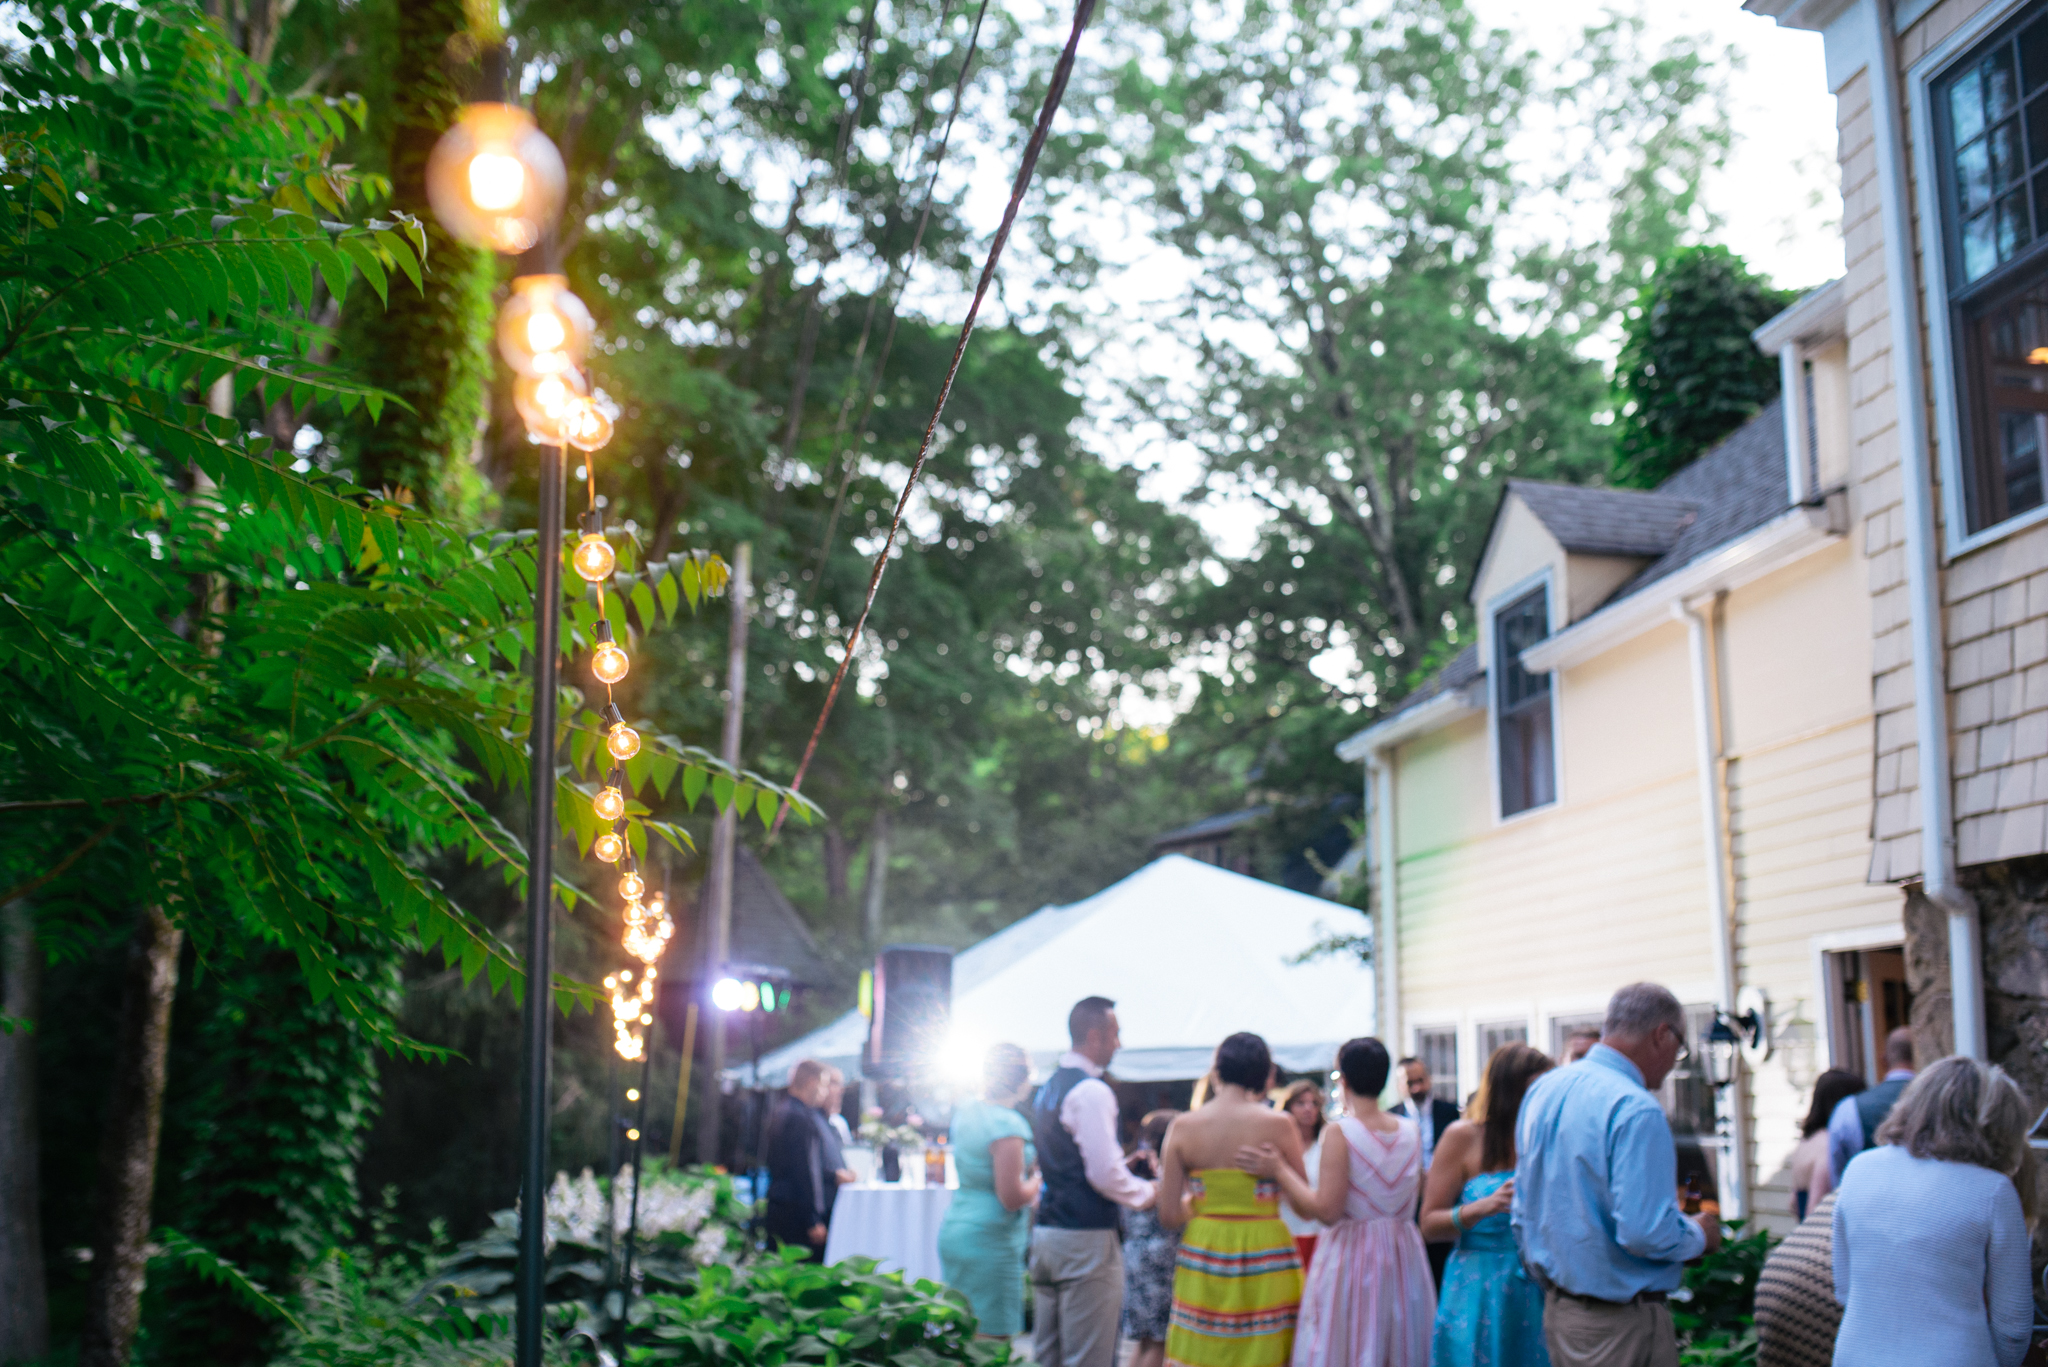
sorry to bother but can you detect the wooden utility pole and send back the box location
[861,808,891,947]
[696,543,750,1166]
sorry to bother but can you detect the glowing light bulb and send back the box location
[573,534,616,582]
[620,870,646,901]
[627,1127,641,1141]
[565,399,614,452]
[626,1088,640,1102]
[607,722,640,760]
[497,275,593,376]
[514,369,586,444]
[426,104,567,254]
[711,977,745,1011]
[593,784,625,822]
[592,640,629,685]
[593,829,625,863]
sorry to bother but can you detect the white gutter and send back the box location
[1366,754,1401,1053]
[1335,686,1481,763]
[1521,501,1844,674]
[1678,595,1750,1220]
[1779,345,1813,506]
[1867,0,1984,1057]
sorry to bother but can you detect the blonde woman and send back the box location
[1830,1055,2037,1367]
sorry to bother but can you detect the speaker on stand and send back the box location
[866,945,953,1115]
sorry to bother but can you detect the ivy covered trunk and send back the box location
[0,899,48,1361]
[340,0,494,513]
[79,905,183,1367]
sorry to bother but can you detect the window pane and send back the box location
[1960,136,1994,214]
[1966,209,2000,280]
[2000,188,2033,259]
[2027,94,2048,168]
[1495,586,1555,817]
[1955,68,1987,145]
[2001,411,2046,514]
[1990,51,2020,124]
[2025,18,2048,94]
[1995,119,2025,191]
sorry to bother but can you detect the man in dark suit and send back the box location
[764,1059,836,1260]
[1391,1056,1461,1287]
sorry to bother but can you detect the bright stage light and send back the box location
[939,1030,985,1088]
[711,977,746,1012]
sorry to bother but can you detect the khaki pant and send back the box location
[1030,1227,1124,1367]
[1542,1290,1679,1367]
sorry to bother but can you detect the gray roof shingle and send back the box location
[1505,480,1699,558]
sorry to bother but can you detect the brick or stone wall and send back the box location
[1902,857,2048,1110]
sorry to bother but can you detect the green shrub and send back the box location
[1671,1219,1775,1367]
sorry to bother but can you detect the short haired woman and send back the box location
[1276,1080,1327,1273]
[1830,1055,2037,1367]
[936,1043,1041,1340]
[1420,1042,1553,1367]
[1788,1068,1865,1220]
[1240,1036,1433,1367]
[1157,1032,1306,1367]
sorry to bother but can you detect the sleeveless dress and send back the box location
[936,1098,1035,1335]
[1292,1117,1433,1367]
[1124,1199,1184,1342]
[1167,1168,1304,1367]
[1428,1171,1547,1367]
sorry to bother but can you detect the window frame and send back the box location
[1411,1024,1460,1107]
[1483,569,1560,822]
[1913,0,2048,556]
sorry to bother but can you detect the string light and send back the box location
[425,104,567,254]
[591,619,630,685]
[565,398,615,452]
[514,370,587,445]
[497,275,593,375]
[602,702,640,760]
[619,863,645,902]
[610,891,674,1060]
[593,821,626,864]
[593,767,626,823]
[571,511,617,584]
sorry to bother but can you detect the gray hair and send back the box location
[1603,983,1686,1041]
[1876,1055,2038,1222]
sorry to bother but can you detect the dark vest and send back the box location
[1032,1066,1120,1231]
[1853,1076,1912,1151]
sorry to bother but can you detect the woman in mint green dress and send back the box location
[1419,1043,1553,1367]
[938,1044,1041,1337]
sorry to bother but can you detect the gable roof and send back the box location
[1346,398,1791,743]
[727,845,835,988]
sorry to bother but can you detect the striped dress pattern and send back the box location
[1166,1168,1304,1367]
[1754,1191,1840,1367]
[1292,1116,1433,1367]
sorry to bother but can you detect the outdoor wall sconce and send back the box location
[1706,987,1772,1089]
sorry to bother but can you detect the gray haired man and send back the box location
[1514,983,1721,1367]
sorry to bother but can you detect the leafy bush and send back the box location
[635,1251,1009,1367]
[1672,1219,1774,1367]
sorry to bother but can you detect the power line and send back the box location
[771,0,1100,836]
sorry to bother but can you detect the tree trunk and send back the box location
[823,824,852,918]
[79,906,183,1367]
[861,808,891,948]
[0,899,49,1362]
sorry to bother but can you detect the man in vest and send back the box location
[1030,996,1156,1367]
[1826,1026,1917,1186]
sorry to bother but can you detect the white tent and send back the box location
[731,854,1374,1087]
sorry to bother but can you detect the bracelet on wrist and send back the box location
[1449,1204,1466,1235]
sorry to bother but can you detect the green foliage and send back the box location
[151,1227,306,1335]
[1672,1220,1774,1366]
[637,1250,1010,1367]
[1613,245,1800,489]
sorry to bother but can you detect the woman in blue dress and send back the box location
[937,1044,1040,1339]
[1419,1042,1554,1367]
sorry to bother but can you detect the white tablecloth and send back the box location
[824,1185,954,1284]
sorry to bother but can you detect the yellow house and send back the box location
[1336,284,1899,1226]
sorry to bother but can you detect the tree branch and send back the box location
[0,820,118,907]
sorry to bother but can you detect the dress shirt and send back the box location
[1055,1050,1156,1210]
[1401,1098,1439,1170]
[1826,1069,1914,1184]
[1512,1043,1707,1301]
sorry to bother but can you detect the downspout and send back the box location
[1779,343,1812,504]
[1678,596,1749,1219]
[1867,0,1985,1057]
[1367,752,1401,1056]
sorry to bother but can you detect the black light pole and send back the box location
[516,442,565,1367]
[615,1048,654,1360]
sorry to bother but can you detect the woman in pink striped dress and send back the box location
[1237,1037,1434,1367]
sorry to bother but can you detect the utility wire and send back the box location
[771,0,1100,836]
[809,0,993,597]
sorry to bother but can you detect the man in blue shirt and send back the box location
[1514,983,1720,1367]
[1826,1026,1915,1185]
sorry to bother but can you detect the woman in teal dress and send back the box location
[1419,1043,1553,1367]
[938,1044,1041,1338]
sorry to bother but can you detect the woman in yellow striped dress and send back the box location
[1157,1033,1305,1367]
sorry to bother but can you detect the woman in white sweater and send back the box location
[1830,1055,2037,1367]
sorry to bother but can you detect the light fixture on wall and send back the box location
[1705,988,1771,1089]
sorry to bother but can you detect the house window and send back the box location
[1934,3,2048,532]
[1476,1019,1528,1068]
[1494,587,1555,816]
[1413,1026,1459,1106]
[1548,1012,1604,1060]
[1661,1004,1722,1139]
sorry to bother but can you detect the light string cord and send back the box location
[770,0,1100,837]
[808,0,994,598]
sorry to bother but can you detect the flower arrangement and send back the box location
[858,1109,927,1149]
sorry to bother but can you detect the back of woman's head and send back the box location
[1472,1043,1552,1171]
[984,1042,1032,1101]
[1214,1032,1273,1090]
[1800,1068,1868,1138]
[1336,1037,1391,1098]
[1875,1055,2038,1219]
